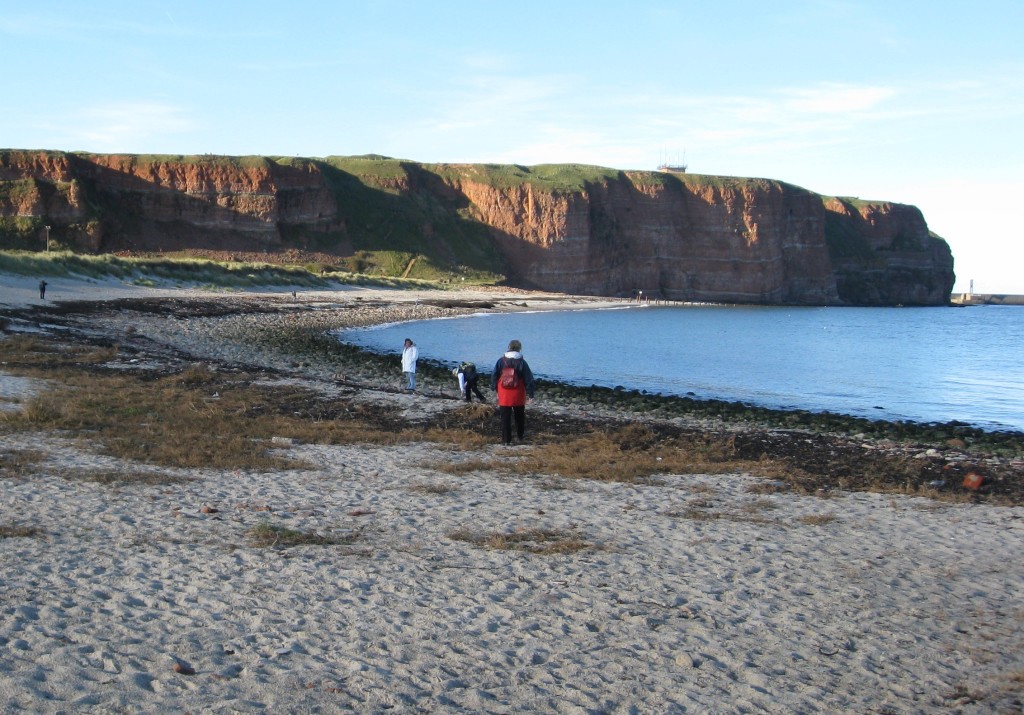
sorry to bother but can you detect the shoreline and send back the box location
[8,271,1021,434]
[2,275,1024,713]
[4,277,1023,493]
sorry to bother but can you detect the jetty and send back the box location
[951,293,1024,306]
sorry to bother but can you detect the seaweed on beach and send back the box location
[4,296,1022,504]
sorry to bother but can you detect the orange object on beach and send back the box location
[962,472,986,490]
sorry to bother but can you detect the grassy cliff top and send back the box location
[3,149,843,198]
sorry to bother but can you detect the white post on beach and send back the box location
[44,225,50,253]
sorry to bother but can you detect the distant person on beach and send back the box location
[38,280,47,300]
[401,338,418,391]
[491,339,535,445]
[453,361,486,402]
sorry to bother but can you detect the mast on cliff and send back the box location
[657,149,687,173]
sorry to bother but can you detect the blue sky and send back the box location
[3,1,1022,294]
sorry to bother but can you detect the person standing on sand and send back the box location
[401,338,418,392]
[491,339,535,445]
[38,280,47,300]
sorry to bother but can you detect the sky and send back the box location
[2,1,1022,294]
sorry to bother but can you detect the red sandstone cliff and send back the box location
[823,197,954,305]
[0,151,343,254]
[444,172,841,303]
[0,151,955,305]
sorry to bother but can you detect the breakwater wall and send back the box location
[951,294,1024,306]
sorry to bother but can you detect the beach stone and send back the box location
[675,651,699,668]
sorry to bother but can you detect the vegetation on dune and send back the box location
[448,526,593,555]
[246,521,361,548]
[0,341,419,471]
[0,319,1020,503]
[0,333,791,481]
[0,249,483,290]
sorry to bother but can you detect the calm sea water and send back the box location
[337,305,1024,432]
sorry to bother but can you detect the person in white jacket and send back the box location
[401,338,418,391]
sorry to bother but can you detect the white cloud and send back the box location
[781,84,898,114]
[72,102,196,152]
[407,69,579,148]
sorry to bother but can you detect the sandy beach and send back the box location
[2,275,1023,714]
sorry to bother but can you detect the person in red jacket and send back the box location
[490,339,535,445]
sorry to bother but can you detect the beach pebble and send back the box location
[675,652,700,668]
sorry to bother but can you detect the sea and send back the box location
[336,304,1024,433]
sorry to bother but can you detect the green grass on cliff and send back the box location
[0,178,40,204]
[74,152,275,171]
[322,155,412,182]
[0,216,44,240]
[325,156,668,193]
[823,195,887,210]
[323,156,624,191]
[429,163,623,191]
[313,158,507,276]
[821,196,903,261]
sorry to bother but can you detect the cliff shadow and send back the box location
[315,160,509,276]
[65,156,317,254]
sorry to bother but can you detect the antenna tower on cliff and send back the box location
[657,148,687,173]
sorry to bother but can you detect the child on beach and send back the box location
[453,361,486,402]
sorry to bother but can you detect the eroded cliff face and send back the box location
[445,174,841,303]
[0,151,343,254]
[823,197,955,305]
[0,151,955,305]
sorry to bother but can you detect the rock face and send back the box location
[823,197,956,306]
[451,172,842,304]
[0,151,955,305]
[0,151,343,254]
